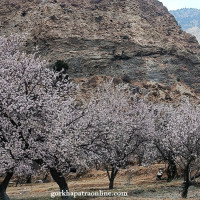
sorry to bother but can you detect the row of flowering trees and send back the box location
[149,101,200,198]
[0,34,200,199]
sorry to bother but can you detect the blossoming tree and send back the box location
[74,81,154,189]
[0,34,82,200]
[149,100,200,198]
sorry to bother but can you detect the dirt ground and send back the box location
[5,164,200,200]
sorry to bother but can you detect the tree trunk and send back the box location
[182,180,190,198]
[50,168,71,200]
[26,175,32,184]
[106,167,118,190]
[109,177,114,190]
[167,160,178,182]
[0,172,13,200]
[181,163,191,198]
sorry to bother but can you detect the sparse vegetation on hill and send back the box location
[1,0,200,93]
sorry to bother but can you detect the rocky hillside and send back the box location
[1,0,200,99]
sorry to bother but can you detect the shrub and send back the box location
[53,60,69,73]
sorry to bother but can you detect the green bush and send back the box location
[53,60,69,73]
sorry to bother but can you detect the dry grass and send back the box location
[6,164,200,199]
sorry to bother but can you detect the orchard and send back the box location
[0,35,200,199]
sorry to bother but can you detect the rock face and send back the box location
[1,0,200,94]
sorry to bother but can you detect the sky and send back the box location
[159,0,200,10]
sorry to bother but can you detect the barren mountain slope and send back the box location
[1,0,200,96]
